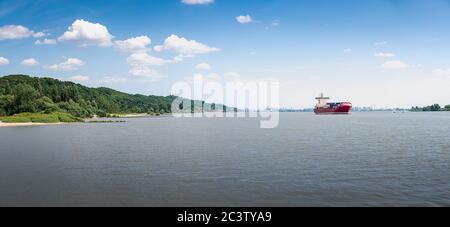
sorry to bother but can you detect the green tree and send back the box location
[4,80,11,94]
[0,95,13,116]
[12,84,40,113]
[444,105,450,111]
[35,96,58,113]
[430,104,441,111]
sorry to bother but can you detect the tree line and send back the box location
[411,104,450,112]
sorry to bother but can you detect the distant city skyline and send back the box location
[1,0,450,108]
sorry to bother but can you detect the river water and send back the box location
[0,112,449,206]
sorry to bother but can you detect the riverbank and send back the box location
[0,112,83,127]
[107,113,163,118]
[0,121,65,127]
[0,112,167,127]
[109,113,149,118]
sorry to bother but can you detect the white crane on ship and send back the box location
[315,93,330,108]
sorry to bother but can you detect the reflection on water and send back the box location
[0,112,450,207]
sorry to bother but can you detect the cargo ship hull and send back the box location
[314,102,353,115]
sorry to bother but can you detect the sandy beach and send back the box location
[116,113,149,118]
[0,121,64,127]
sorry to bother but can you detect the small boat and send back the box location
[314,93,352,115]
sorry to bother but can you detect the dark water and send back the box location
[1,112,450,207]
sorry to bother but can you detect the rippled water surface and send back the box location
[1,112,450,206]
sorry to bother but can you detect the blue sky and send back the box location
[1,0,450,108]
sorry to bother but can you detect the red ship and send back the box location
[314,93,352,115]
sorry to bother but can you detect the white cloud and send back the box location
[45,58,86,71]
[35,38,57,45]
[375,52,395,58]
[21,58,39,66]
[173,54,195,62]
[375,41,388,46]
[114,36,151,53]
[432,69,450,76]
[127,53,171,66]
[0,25,49,40]
[70,75,90,82]
[154,34,220,55]
[127,53,170,81]
[236,15,253,24]
[344,48,352,52]
[381,60,410,69]
[58,19,113,47]
[181,0,214,5]
[128,66,165,80]
[0,25,34,40]
[196,63,211,70]
[33,32,47,38]
[153,45,163,52]
[0,57,9,65]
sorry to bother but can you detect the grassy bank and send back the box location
[0,112,83,123]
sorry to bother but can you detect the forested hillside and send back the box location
[0,75,177,118]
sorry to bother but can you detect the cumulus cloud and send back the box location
[236,15,253,24]
[196,63,211,70]
[58,19,114,47]
[0,57,9,65]
[0,25,34,40]
[118,40,172,81]
[35,38,57,45]
[21,58,39,66]
[154,34,220,55]
[70,75,90,82]
[432,69,450,76]
[181,0,214,5]
[381,60,410,69]
[45,58,86,71]
[375,52,395,58]
[114,36,151,53]
[126,53,171,80]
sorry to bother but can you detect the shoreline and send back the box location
[0,121,65,127]
[107,113,169,118]
[111,113,149,118]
